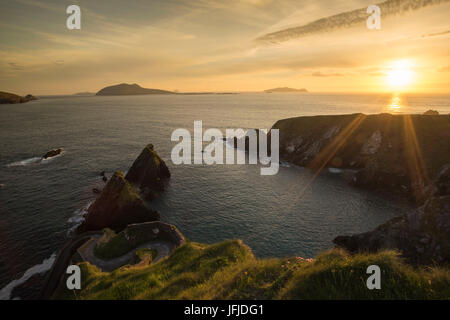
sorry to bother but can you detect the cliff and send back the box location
[273,113,450,203]
[96,83,174,96]
[0,91,37,104]
[125,144,171,199]
[334,165,450,265]
[77,172,159,232]
[271,113,450,265]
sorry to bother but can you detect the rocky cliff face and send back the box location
[334,165,450,265]
[273,113,450,204]
[125,144,171,199]
[78,172,160,232]
[273,113,449,265]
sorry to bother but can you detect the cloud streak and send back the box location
[255,0,450,44]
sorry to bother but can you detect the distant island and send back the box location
[96,83,174,96]
[0,91,37,104]
[72,92,95,96]
[264,87,308,93]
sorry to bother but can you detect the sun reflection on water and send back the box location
[388,94,403,113]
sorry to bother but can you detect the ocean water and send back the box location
[0,92,449,299]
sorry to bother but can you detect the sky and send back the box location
[1,0,449,95]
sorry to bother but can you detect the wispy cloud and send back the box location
[255,0,450,44]
[421,29,450,37]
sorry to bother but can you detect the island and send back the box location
[0,91,37,104]
[96,83,175,96]
[72,92,95,96]
[264,87,308,93]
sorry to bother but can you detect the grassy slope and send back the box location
[54,240,449,300]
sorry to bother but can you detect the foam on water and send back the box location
[6,157,42,167]
[66,200,92,236]
[0,253,56,300]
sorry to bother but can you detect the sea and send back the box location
[0,92,449,299]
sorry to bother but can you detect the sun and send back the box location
[385,60,414,90]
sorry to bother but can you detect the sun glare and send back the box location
[385,60,414,90]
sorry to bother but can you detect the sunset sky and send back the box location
[1,0,450,95]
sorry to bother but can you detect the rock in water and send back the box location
[42,148,62,159]
[78,171,160,232]
[125,144,170,199]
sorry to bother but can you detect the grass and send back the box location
[135,248,158,262]
[54,240,449,300]
[94,229,134,260]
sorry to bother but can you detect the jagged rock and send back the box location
[102,176,107,182]
[125,144,170,199]
[100,171,105,177]
[92,188,101,194]
[78,171,159,232]
[42,148,62,159]
[333,195,450,265]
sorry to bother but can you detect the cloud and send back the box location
[8,62,24,70]
[311,71,344,77]
[255,0,450,44]
[421,29,450,37]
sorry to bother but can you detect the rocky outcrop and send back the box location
[42,148,62,159]
[0,91,37,104]
[78,172,160,232]
[334,165,450,265]
[125,144,171,199]
[273,113,450,204]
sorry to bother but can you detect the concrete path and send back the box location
[77,235,174,272]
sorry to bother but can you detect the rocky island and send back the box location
[264,87,308,93]
[96,83,174,96]
[77,144,170,232]
[42,148,62,159]
[0,91,37,104]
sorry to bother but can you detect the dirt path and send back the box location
[77,235,174,272]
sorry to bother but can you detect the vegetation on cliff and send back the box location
[54,240,449,300]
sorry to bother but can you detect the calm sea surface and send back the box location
[1,92,449,299]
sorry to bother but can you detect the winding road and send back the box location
[77,235,174,272]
